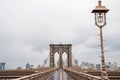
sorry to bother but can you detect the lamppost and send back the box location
[92,0,109,80]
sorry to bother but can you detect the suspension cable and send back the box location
[42,53,50,67]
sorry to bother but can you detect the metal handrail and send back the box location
[64,68,101,80]
[14,68,56,80]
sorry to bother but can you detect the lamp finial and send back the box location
[98,0,102,6]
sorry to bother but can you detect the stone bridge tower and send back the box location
[49,44,72,68]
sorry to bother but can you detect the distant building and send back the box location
[81,61,86,68]
[38,65,41,68]
[17,67,22,70]
[0,63,1,70]
[74,60,78,67]
[96,64,101,70]
[106,62,111,70]
[26,63,31,69]
[110,62,118,71]
[80,61,95,69]
[88,63,95,69]
[105,62,119,71]
[80,61,119,71]
[0,62,5,70]
[30,64,34,68]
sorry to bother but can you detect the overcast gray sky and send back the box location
[0,0,120,69]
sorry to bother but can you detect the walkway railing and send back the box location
[14,67,56,80]
[64,67,101,80]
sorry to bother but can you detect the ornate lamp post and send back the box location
[92,0,109,80]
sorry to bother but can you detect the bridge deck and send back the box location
[48,69,76,80]
[0,67,120,80]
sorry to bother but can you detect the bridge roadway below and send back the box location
[47,69,76,80]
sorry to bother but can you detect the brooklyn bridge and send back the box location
[0,0,120,80]
[0,44,120,80]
